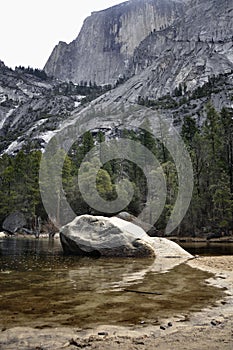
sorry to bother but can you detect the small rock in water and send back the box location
[216,274,227,279]
[167,322,173,327]
[69,338,85,347]
[76,328,83,332]
[98,331,108,336]
[211,319,222,326]
[176,314,190,322]
[134,339,145,345]
[160,325,166,330]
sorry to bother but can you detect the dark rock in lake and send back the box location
[2,211,26,234]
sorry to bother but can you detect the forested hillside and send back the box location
[0,0,233,237]
[0,100,232,236]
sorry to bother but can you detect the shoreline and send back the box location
[1,256,233,349]
[1,231,233,242]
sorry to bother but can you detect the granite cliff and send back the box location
[44,0,186,85]
[0,0,233,154]
[44,0,233,95]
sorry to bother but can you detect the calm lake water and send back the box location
[0,237,227,329]
[180,241,233,256]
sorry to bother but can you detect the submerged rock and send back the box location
[60,215,192,259]
[60,215,155,258]
[151,236,193,259]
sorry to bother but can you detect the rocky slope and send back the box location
[129,0,233,98]
[0,62,110,153]
[0,62,76,152]
[0,0,233,154]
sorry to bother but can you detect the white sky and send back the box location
[0,0,124,69]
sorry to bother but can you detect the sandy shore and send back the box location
[1,256,233,349]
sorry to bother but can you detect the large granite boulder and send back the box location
[60,215,193,260]
[60,215,155,258]
[116,211,157,236]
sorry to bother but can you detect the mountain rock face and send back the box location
[44,0,233,94]
[129,0,233,98]
[0,0,233,154]
[0,62,109,153]
[44,0,186,85]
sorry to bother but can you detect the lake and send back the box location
[0,237,226,329]
[180,241,233,256]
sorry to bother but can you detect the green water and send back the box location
[0,237,225,329]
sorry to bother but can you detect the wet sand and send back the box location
[1,256,233,349]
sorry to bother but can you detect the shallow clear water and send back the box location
[0,237,225,329]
